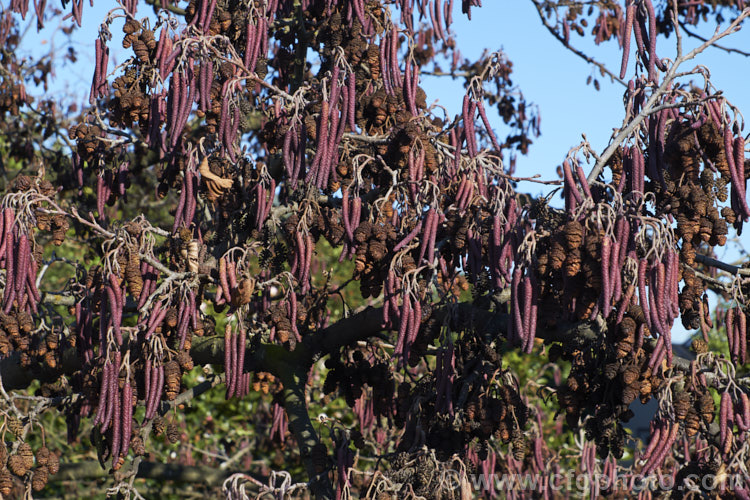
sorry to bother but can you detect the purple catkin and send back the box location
[96,174,106,220]
[347,73,357,131]
[283,126,294,178]
[177,302,191,350]
[185,170,196,227]
[204,0,217,32]
[656,108,669,166]
[461,95,472,156]
[395,296,411,358]
[526,272,539,354]
[562,160,582,207]
[734,134,749,219]
[152,365,165,419]
[342,188,354,241]
[458,176,474,212]
[26,258,40,307]
[434,0,445,41]
[616,282,636,325]
[224,324,233,398]
[410,61,420,116]
[449,127,461,175]
[737,308,747,364]
[647,271,661,335]
[390,26,401,87]
[329,65,341,110]
[236,326,246,394]
[612,220,630,303]
[665,250,679,319]
[93,362,110,426]
[167,73,181,143]
[408,300,421,345]
[636,146,646,193]
[655,262,667,328]
[229,329,240,399]
[199,62,208,112]
[144,358,152,417]
[735,135,746,184]
[308,100,329,186]
[637,258,651,330]
[171,176,187,233]
[429,0,440,42]
[510,267,523,345]
[632,6,647,59]
[244,21,255,69]
[326,105,344,186]
[646,422,679,475]
[14,235,28,299]
[573,163,592,199]
[521,274,533,351]
[90,38,102,104]
[146,301,163,331]
[103,358,118,432]
[121,381,132,460]
[426,208,439,264]
[146,306,168,339]
[302,235,313,294]
[720,392,731,452]
[145,363,158,419]
[393,220,423,252]
[635,322,645,352]
[418,209,435,264]
[388,271,401,322]
[608,220,623,304]
[403,58,414,115]
[106,283,121,345]
[467,100,478,156]
[153,26,167,64]
[648,331,666,374]
[379,38,392,95]
[477,99,501,152]
[600,236,612,318]
[644,0,658,81]
[640,422,663,465]
[249,22,263,74]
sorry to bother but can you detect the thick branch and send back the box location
[279,368,334,500]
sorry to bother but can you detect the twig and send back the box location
[679,21,750,57]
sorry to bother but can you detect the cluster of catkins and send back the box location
[394,331,527,461]
[323,350,395,418]
[0,79,30,117]
[65,215,208,469]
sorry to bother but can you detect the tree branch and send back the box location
[56,460,236,484]
[279,368,334,500]
[678,21,750,57]
[530,0,627,88]
[695,253,750,277]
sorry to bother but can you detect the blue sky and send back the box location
[16,1,750,341]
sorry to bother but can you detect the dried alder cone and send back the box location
[3,0,750,498]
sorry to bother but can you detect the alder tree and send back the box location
[0,0,749,498]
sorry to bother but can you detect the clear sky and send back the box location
[15,1,750,341]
